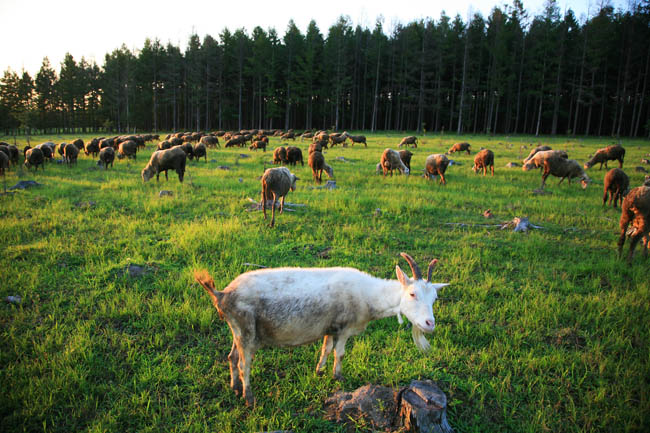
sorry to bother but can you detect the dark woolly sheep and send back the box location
[200,135,220,149]
[343,132,367,147]
[472,149,495,176]
[617,185,650,262]
[35,143,54,161]
[24,147,45,171]
[0,145,10,163]
[169,137,184,147]
[273,146,288,165]
[99,147,115,169]
[99,138,113,150]
[301,131,314,140]
[7,144,19,165]
[584,145,625,170]
[308,151,334,183]
[522,150,568,171]
[603,168,629,208]
[180,142,195,160]
[380,148,410,176]
[425,154,450,184]
[398,149,414,171]
[281,131,296,140]
[193,142,208,162]
[85,139,100,158]
[249,140,267,152]
[71,138,84,151]
[142,147,187,183]
[329,133,347,147]
[286,146,304,166]
[448,142,471,155]
[523,145,552,163]
[225,135,246,148]
[157,141,172,151]
[261,167,298,227]
[214,130,226,137]
[313,138,329,150]
[0,150,8,176]
[314,132,329,143]
[540,155,591,189]
[308,142,323,154]
[64,142,79,165]
[398,136,418,148]
[117,140,138,160]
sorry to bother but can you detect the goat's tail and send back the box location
[194,270,224,319]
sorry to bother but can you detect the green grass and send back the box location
[1,132,649,432]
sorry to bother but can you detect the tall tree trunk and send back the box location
[597,69,607,136]
[585,71,595,135]
[616,48,631,137]
[457,23,469,134]
[573,33,588,136]
[514,37,526,134]
[371,45,381,132]
[634,44,650,136]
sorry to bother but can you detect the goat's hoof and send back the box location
[244,396,255,407]
[333,374,344,382]
[315,369,324,377]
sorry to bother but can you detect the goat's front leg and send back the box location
[315,335,334,376]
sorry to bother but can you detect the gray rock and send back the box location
[159,190,173,197]
[8,180,42,190]
[505,162,520,168]
[5,295,22,305]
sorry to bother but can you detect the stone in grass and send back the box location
[324,385,399,431]
[400,380,454,433]
[5,295,22,305]
[121,264,151,278]
[159,190,173,197]
[505,162,520,168]
[8,180,42,190]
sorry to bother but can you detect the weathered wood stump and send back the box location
[399,380,454,433]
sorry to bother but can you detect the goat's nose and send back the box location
[425,320,434,328]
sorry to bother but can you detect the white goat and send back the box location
[195,253,448,406]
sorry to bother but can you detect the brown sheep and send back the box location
[448,142,471,155]
[157,141,172,151]
[380,148,410,176]
[540,156,591,189]
[261,167,298,227]
[308,151,334,183]
[286,146,304,166]
[584,145,625,170]
[398,149,413,171]
[71,138,84,151]
[522,150,568,171]
[35,143,54,161]
[308,142,323,154]
[84,138,100,158]
[193,142,207,162]
[64,142,79,165]
[0,145,10,164]
[142,147,187,183]
[24,147,45,171]
[225,135,246,148]
[472,149,495,176]
[0,150,8,176]
[301,131,314,141]
[398,136,418,148]
[7,144,19,165]
[99,138,113,150]
[424,154,450,184]
[523,145,552,163]
[180,142,195,160]
[343,132,367,147]
[200,135,220,149]
[249,140,267,152]
[329,133,347,147]
[99,147,115,169]
[617,185,650,262]
[170,137,184,147]
[273,147,288,165]
[603,168,629,208]
[314,132,329,143]
[281,131,296,140]
[118,140,138,160]
[313,138,329,150]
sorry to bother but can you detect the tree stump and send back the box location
[399,380,454,433]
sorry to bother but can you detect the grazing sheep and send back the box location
[448,142,471,155]
[157,141,172,151]
[194,252,446,406]
[329,133,347,147]
[180,142,195,160]
[645,176,650,187]
[380,148,410,176]
[617,185,650,261]
[64,142,79,165]
[472,149,495,176]
[424,154,450,184]
[286,146,304,166]
[0,150,8,176]
[522,150,568,171]
[7,145,19,165]
[24,147,45,171]
[281,131,296,140]
[99,138,113,150]
[249,140,267,152]
[540,155,591,189]
[84,138,100,158]
[225,135,246,148]
[0,145,10,163]
[117,140,138,160]
[313,138,329,150]
[314,132,329,143]
[273,147,288,165]
[343,132,367,147]
[169,137,184,147]
[301,131,314,140]
[523,145,552,163]
[35,143,54,161]
[308,142,323,154]
[603,168,629,208]
[584,145,626,170]
[260,167,298,228]
[308,151,334,183]
[71,138,84,151]
[192,142,207,162]
[141,147,187,183]
[200,135,220,149]
[99,147,115,169]
[398,136,418,148]
[399,149,413,171]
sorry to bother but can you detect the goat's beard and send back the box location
[412,326,431,351]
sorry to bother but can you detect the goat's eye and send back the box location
[410,292,416,298]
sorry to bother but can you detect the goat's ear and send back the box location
[430,283,450,291]
[395,265,410,287]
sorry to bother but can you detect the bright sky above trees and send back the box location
[1,0,626,75]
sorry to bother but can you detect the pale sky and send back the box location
[0,0,627,77]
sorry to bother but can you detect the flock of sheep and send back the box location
[1,129,648,260]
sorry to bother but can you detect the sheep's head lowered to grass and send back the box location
[395,253,448,351]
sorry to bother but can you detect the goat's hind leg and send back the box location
[315,335,334,376]
[227,342,243,397]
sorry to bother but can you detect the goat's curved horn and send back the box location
[400,252,422,280]
[426,259,439,282]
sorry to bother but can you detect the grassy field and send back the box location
[0,132,649,432]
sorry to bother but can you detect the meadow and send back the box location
[0,132,648,432]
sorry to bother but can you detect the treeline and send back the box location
[2,0,650,137]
